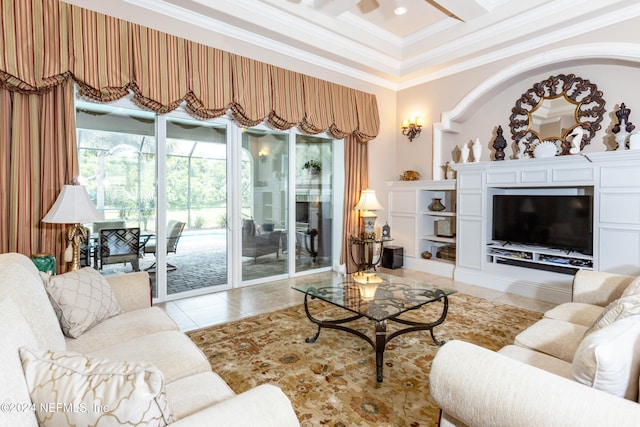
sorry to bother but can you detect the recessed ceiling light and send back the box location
[394,6,407,15]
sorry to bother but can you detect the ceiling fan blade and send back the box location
[357,0,379,14]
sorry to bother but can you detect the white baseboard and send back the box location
[454,266,572,304]
[403,257,455,278]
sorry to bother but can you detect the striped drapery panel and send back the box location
[341,135,368,274]
[0,82,77,269]
[0,0,380,265]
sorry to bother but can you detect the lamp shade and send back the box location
[42,185,103,224]
[354,188,383,212]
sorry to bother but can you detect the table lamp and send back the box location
[42,184,102,271]
[354,188,383,239]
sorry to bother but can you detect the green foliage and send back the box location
[217,212,227,229]
[302,159,322,172]
[194,215,206,229]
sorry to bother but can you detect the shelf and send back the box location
[487,242,593,274]
[422,211,456,217]
[423,235,455,244]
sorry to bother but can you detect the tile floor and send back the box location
[155,267,558,332]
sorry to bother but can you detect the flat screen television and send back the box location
[492,194,593,255]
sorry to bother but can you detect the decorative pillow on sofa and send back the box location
[621,275,640,298]
[572,314,640,401]
[20,347,173,426]
[583,294,640,336]
[41,267,122,338]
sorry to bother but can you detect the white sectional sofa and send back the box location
[430,270,640,427]
[0,252,299,426]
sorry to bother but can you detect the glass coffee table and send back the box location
[292,271,456,382]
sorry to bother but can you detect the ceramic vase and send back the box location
[472,138,482,162]
[629,133,640,150]
[460,143,470,163]
[428,198,446,212]
[616,130,629,150]
[31,253,56,275]
[445,161,455,179]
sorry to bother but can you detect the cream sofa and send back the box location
[430,270,640,427]
[0,252,299,426]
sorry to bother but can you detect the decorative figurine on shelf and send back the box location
[428,198,446,212]
[382,223,391,239]
[568,126,584,154]
[492,125,507,161]
[612,103,635,150]
[516,136,530,159]
[460,142,470,163]
[472,138,482,162]
[445,161,455,179]
[613,103,635,133]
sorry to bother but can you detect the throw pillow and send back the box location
[41,267,122,338]
[20,347,173,426]
[621,275,640,298]
[572,314,640,400]
[583,294,640,336]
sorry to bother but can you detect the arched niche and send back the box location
[432,43,640,179]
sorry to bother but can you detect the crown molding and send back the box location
[398,1,640,90]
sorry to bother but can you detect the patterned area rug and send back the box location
[187,293,542,426]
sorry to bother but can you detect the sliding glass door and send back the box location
[76,101,231,299]
[76,95,340,301]
[163,117,229,295]
[295,134,334,273]
[240,129,289,283]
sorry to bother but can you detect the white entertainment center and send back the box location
[389,150,640,304]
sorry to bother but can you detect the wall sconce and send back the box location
[402,117,423,142]
[258,148,269,163]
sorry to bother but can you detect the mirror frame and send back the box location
[509,74,606,155]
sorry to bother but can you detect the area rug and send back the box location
[187,293,542,426]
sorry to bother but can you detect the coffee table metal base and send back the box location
[302,292,450,382]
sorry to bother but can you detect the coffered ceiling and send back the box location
[79,0,640,89]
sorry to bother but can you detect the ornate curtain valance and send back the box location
[0,0,379,142]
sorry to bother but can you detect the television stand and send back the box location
[487,242,593,275]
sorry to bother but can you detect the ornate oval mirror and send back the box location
[509,74,605,156]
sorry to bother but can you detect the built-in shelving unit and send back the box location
[419,185,456,263]
[388,179,456,277]
[449,151,640,304]
[486,242,593,274]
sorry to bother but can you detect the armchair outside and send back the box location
[143,220,185,271]
[242,219,281,263]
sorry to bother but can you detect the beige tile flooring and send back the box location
[155,267,558,332]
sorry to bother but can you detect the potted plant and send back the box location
[303,159,322,175]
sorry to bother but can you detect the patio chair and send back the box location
[143,220,185,271]
[97,227,141,272]
[92,219,126,234]
[79,226,93,267]
[242,219,281,263]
